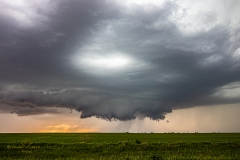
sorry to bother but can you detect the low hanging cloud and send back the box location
[0,89,172,120]
[0,0,240,121]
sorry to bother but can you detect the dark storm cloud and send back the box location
[0,90,171,120]
[0,0,240,120]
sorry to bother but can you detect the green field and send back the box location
[0,133,240,159]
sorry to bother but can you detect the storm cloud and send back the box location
[0,0,240,121]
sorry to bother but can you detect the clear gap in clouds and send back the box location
[0,104,239,132]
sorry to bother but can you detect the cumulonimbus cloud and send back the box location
[0,0,240,121]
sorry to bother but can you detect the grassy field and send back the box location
[0,133,240,159]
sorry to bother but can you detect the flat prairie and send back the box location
[0,133,239,159]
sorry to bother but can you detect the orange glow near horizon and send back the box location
[39,124,98,133]
[1,104,240,133]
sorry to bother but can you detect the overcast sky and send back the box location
[0,0,240,132]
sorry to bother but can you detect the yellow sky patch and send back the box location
[39,124,98,133]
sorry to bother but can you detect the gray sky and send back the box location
[0,0,240,129]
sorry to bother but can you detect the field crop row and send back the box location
[0,133,239,159]
[0,141,239,159]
